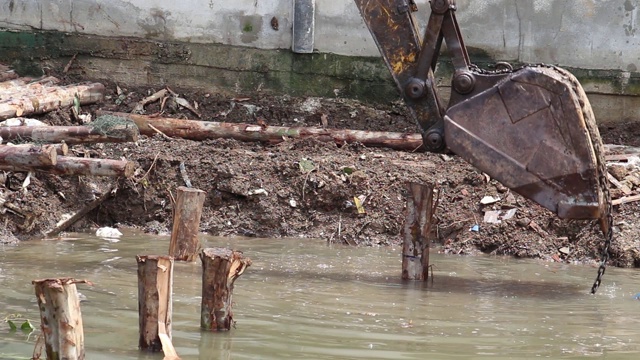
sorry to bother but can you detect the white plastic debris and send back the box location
[480,195,501,205]
[248,188,269,196]
[289,198,297,208]
[96,226,123,240]
[483,208,517,224]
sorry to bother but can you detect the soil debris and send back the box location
[1,69,640,269]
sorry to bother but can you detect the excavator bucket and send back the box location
[354,0,612,293]
[445,65,606,220]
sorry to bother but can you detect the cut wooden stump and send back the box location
[402,182,438,281]
[136,255,180,359]
[200,248,252,331]
[0,82,105,120]
[32,278,91,360]
[100,111,426,152]
[169,187,206,262]
[0,156,134,177]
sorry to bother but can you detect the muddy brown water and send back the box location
[1,232,640,359]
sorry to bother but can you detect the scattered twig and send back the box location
[63,53,78,73]
[132,88,169,114]
[607,173,632,195]
[139,152,160,183]
[148,123,172,141]
[166,87,201,118]
[613,194,640,206]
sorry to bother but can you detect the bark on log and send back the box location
[169,187,206,262]
[0,82,105,120]
[0,156,134,177]
[32,278,91,360]
[101,111,425,152]
[402,182,438,281]
[0,124,138,144]
[0,144,57,167]
[8,142,68,156]
[200,248,252,331]
[136,255,180,359]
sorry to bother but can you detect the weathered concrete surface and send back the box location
[2,0,639,71]
[1,0,640,123]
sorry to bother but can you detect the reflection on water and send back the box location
[1,231,640,359]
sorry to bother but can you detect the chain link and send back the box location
[548,64,614,294]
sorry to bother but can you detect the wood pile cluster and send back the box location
[0,66,136,178]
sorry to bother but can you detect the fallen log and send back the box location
[0,82,105,120]
[0,156,134,177]
[100,111,425,152]
[0,124,138,144]
[0,144,57,167]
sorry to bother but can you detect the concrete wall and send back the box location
[1,0,640,122]
[2,0,638,70]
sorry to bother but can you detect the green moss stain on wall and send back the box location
[1,30,638,103]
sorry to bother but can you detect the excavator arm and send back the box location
[354,0,613,292]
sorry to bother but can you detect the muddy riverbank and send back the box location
[2,75,640,268]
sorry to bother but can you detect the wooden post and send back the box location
[169,187,206,262]
[32,278,91,360]
[200,248,252,331]
[402,182,438,281]
[136,255,180,359]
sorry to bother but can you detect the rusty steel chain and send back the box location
[548,64,614,294]
[536,65,613,294]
